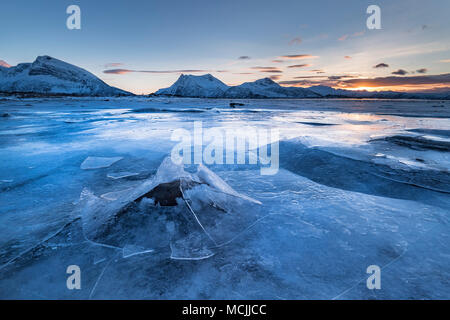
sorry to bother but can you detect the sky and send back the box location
[1,0,450,94]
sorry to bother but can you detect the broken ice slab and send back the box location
[107,171,139,179]
[79,157,264,259]
[80,156,123,170]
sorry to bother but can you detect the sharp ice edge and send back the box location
[80,156,123,170]
[107,172,139,179]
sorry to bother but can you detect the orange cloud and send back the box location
[279,54,318,59]
[342,73,450,88]
[104,69,208,74]
[287,64,311,68]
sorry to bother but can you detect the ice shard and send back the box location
[79,157,264,259]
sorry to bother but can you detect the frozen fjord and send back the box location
[0,97,449,299]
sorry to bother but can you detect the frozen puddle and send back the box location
[80,156,123,170]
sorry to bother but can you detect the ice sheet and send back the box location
[0,97,449,299]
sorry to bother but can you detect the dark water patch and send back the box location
[296,121,337,126]
[407,128,450,138]
[378,113,449,119]
[371,135,450,152]
[129,107,206,114]
[279,140,450,208]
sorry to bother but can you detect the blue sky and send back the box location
[1,0,450,94]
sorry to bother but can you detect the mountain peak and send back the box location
[35,55,53,62]
[178,73,216,81]
[156,73,229,97]
[0,60,11,68]
[0,55,131,96]
[253,77,279,86]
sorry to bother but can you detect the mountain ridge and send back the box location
[0,56,132,96]
[155,74,320,98]
[154,74,450,100]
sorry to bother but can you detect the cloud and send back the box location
[344,56,352,59]
[392,69,408,75]
[269,75,281,80]
[374,63,389,68]
[279,54,318,59]
[342,73,450,87]
[328,75,353,80]
[238,56,251,60]
[103,69,131,74]
[103,69,208,74]
[251,66,282,73]
[339,31,364,41]
[294,76,328,79]
[272,60,284,63]
[261,69,283,73]
[251,66,278,70]
[289,37,302,45]
[440,59,450,63]
[104,62,123,68]
[279,79,335,86]
[287,64,311,68]
[416,68,427,74]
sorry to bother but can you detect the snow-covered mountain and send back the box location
[308,85,347,97]
[0,60,11,68]
[155,75,319,98]
[154,74,449,100]
[0,56,131,96]
[224,77,319,98]
[155,74,229,98]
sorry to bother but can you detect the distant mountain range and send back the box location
[1,56,449,99]
[155,74,450,100]
[155,75,319,98]
[0,56,130,96]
